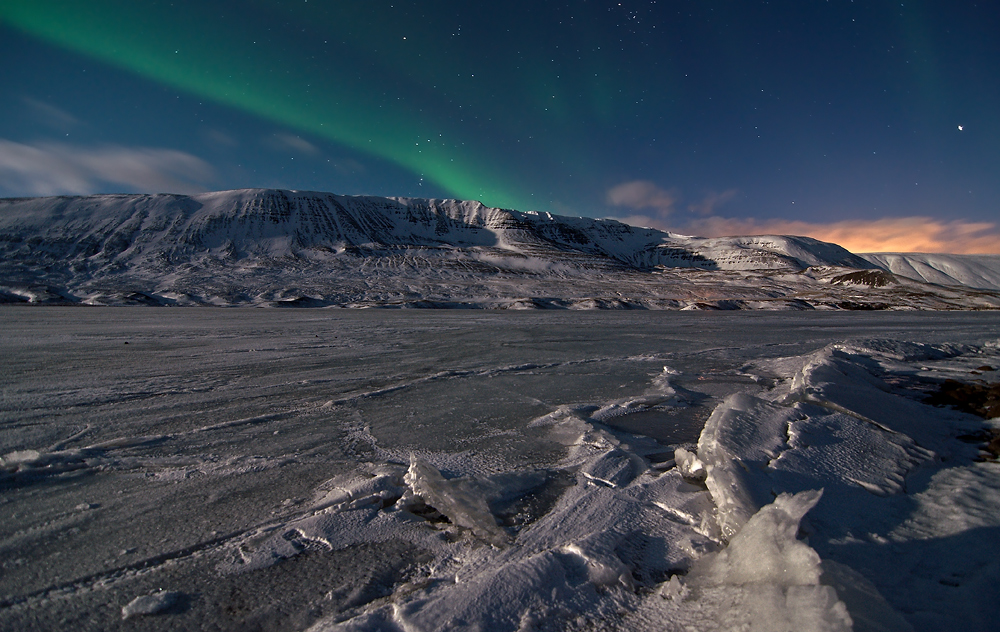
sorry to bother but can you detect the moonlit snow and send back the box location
[3,189,999,309]
[2,308,999,631]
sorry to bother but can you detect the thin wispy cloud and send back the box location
[0,140,215,196]
[328,157,367,176]
[267,133,320,155]
[606,180,677,215]
[203,128,239,148]
[607,182,739,234]
[21,96,79,130]
[688,189,738,216]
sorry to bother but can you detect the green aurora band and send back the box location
[6,2,943,217]
[0,0,552,210]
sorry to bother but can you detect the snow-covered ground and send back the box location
[2,309,999,631]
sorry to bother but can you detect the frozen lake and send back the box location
[2,308,999,631]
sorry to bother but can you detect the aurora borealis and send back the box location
[1,1,998,252]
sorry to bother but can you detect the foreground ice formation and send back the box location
[684,490,853,632]
[307,338,1000,632]
[1,310,999,631]
[403,456,511,545]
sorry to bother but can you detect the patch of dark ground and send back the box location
[924,368,1000,460]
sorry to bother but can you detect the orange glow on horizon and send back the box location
[615,214,1000,254]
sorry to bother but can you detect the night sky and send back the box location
[1,1,998,253]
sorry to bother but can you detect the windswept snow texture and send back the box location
[2,309,1000,632]
[1,189,998,309]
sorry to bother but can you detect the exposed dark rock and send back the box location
[831,270,898,287]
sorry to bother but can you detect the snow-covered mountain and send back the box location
[0,188,870,270]
[1,189,997,310]
[860,253,1000,291]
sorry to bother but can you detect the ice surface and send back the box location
[2,309,1000,631]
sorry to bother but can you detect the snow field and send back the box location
[2,310,999,631]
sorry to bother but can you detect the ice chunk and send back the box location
[0,449,42,470]
[404,456,508,545]
[658,574,689,600]
[772,410,928,497]
[121,591,182,619]
[697,392,799,539]
[688,490,853,632]
[785,343,949,450]
[590,400,647,423]
[694,489,825,586]
[674,447,706,483]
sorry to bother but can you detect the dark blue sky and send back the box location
[1,1,997,252]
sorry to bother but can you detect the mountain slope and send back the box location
[860,253,1000,291]
[0,189,872,271]
[1,189,997,310]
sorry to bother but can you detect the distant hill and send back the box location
[860,253,1000,291]
[1,189,997,310]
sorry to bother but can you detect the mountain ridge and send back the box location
[860,252,1000,292]
[1,189,998,310]
[0,188,873,270]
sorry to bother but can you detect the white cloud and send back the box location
[606,180,677,215]
[0,140,215,197]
